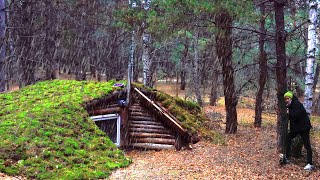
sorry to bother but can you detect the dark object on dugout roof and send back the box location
[113,83,124,88]
[118,99,127,107]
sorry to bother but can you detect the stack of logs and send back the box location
[129,103,176,150]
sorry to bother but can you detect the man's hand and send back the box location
[286,108,289,114]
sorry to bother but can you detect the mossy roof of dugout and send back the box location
[0,80,131,180]
[0,80,224,179]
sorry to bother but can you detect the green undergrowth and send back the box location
[0,80,131,179]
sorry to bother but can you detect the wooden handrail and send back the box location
[133,88,186,134]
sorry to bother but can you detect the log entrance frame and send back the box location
[90,114,121,147]
[85,86,194,150]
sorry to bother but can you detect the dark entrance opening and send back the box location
[90,114,120,146]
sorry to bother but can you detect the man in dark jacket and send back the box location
[281,91,314,170]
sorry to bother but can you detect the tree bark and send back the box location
[303,1,318,114]
[180,38,189,90]
[191,29,203,107]
[0,0,5,92]
[142,0,152,87]
[274,1,288,153]
[209,73,219,106]
[254,1,268,128]
[215,10,238,134]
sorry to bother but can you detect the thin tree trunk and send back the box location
[312,64,320,114]
[127,0,137,105]
[19,1,36,87]
[0,0,6,92]
[142,0,152,87]
[180,38,188,90]
[254,1,268,128]
[303,1,318,114]
[191,30,203,107]
[209,71,218,106]
[274,0,288,153]
[215,10,238,134]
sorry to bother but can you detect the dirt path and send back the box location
[109,107,320,180]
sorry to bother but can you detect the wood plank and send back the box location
[129,116,155,121]
[130,143,174,150]
[132,138,175,145]
[130,112,152,117]
[129,132,175,138]
[88,107,121,115]
[129,106,146,112]
[130,123,166,130]
[129,127,171,134]
[130,120,162,126]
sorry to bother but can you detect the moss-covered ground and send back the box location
[0,80,131,179]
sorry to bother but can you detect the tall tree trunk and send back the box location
[19,1,36,87]
[0,0,6,92]
[274,0,288,153]
[127,0,137,105]
[210,47,219,106]
[142,0,152,87]
[303,1,318,114]
[215,11,238,134]
[191,29,203,107]
[180,38,189,90]
[209,70,219,106]
[254,1,268,128]
[312,64,320,114]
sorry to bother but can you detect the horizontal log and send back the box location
[131,138,175,145]
[129,116,155,121]
[129,127,171,134]
[85,90,126,109]
[129,108,147,113]
[104,104,120,108]
[129,132,175,139]
[130,123,166,130]
[88,107,121,115]
[129,104,143,108]
[130,143,175,150]
[129,107,142,110]
[130,120,162,126]
[130,112,152,117]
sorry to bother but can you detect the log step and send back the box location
[130,138,175,145]
[130,112,152,117]
[129,132,175,139]
[129,116,155,121]
[130,123,166,130]
[130,143,175,150]
[129,127,171,134]
[130,120,162,126]
[129,106,146,111]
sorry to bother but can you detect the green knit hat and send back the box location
[284,91,293,99]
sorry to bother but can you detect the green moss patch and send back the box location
[0,80,131,179]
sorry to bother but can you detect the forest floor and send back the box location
[109,105,320,180]
[109,83,320,180]
[2,82,320,179]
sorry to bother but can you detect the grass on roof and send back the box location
[0,80,131,179]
